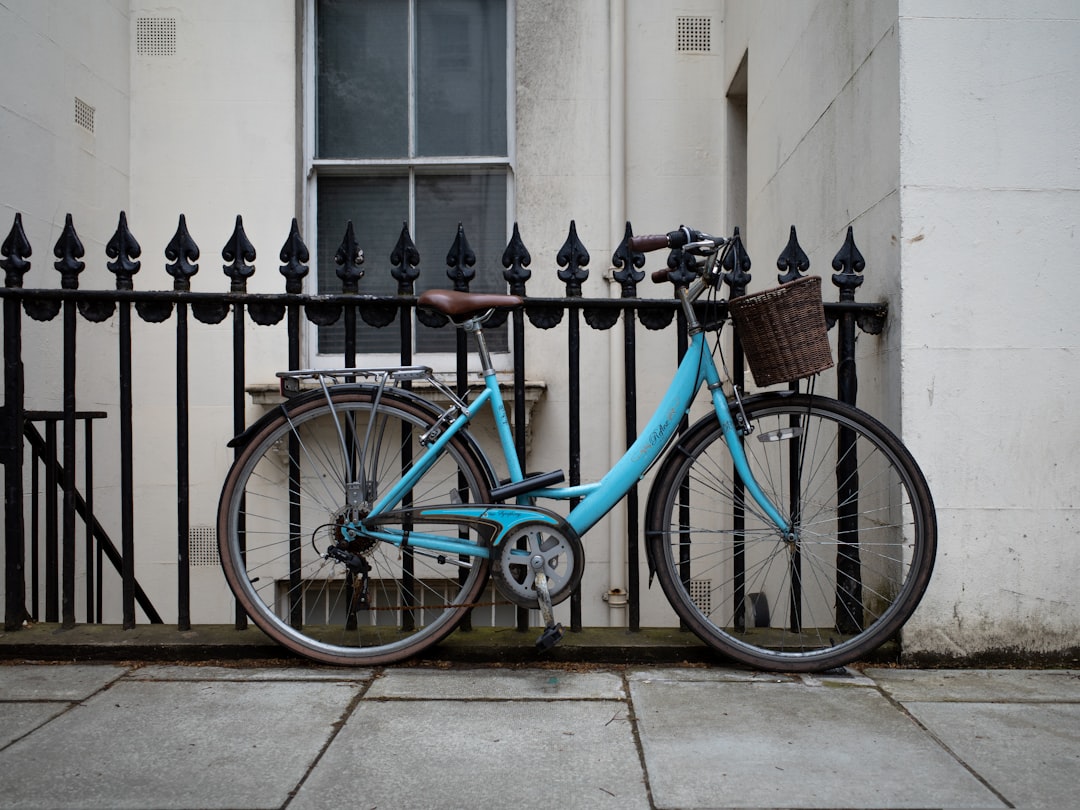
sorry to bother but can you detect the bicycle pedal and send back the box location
[535,623,564,652]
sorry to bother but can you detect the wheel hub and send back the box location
[334,510,379,557]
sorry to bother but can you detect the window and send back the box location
[308,0,512,360]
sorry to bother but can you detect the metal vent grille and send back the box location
[136,17,177,56]
[676,16,712,53]
[189,525,218,567]
[689,578,711,615]
[74,98,95,133]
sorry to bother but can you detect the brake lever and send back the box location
[684,238,725,256]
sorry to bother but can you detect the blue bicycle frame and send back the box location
[359,327,791,559]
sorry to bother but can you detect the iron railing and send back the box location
[1,212,886,636]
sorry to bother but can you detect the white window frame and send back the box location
[302,0,516,371]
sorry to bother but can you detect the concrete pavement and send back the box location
[1,662,1077,809]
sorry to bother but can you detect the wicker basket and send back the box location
[728,275,834,386]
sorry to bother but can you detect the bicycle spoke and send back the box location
[648,393,935,671]
[218,390,492,665]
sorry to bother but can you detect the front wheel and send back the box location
[217,389,494,665]
[646,393,936,672]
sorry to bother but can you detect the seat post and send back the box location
[463,318,496,375]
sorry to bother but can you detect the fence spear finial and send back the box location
[107,211,142,290]
[390,221,420,295]
[334,220,364,293]
[611,221,645,298]
[557,220,590,297]
[1,212,32,288]
[501,222,531,296]
[721,226,752,298]
[776,225,809,284]
[446,223,476,292]
[278,217,310,295]
[831,226,865,301]
[222,214,256,292]
[165,214,200,291]
[53,213,85,289]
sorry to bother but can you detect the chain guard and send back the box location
[490,519,585,608]
[361,503,585,608]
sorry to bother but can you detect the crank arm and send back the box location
[531,558,565,651]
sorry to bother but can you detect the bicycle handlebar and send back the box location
[628,226,725,284]
[628,233,673,253]
[629,227,701,253]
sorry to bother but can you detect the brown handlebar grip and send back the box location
[651,268,671,284]
[629,233,670,253]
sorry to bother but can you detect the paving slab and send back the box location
[0,702,70,748]
[866,667,1080,702]
[902,701,1080,809]
[628,666,797,684]
[127,664,370,682]
[366,666,626,699]
[630,674,1004,809]
[292,698,648,810]
[1,662,1075,810]
[0,677,360,809]
[0,663,129,700]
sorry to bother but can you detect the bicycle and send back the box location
[217,226,936,672]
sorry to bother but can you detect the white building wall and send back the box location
[895,0,1080,657]
[721,0,902,422]
[517,0,728,626]
[126,0,298,622]
[0,0,132,411]
[1,0,134,621]
[722,0,1080,659]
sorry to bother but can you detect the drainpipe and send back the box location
[606,0,629,625]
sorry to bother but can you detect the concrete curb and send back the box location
[0,623,921,668]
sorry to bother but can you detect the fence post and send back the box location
[104,212,141,629]
[2,214,30,630]
[442,223,477,631]
[720,229,752,632]
[52,215,85,628]
[165,214,200,630]
[334,220,364,370]
[502,223,532,633]
[831,226,865,408]
[280,218,310,630]
[557,221,590,632]
[223,215,256,630]
[611,222,645,631]
[775,226,812,630]
[831,226,867,632]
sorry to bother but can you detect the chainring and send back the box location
[490,520,585,608]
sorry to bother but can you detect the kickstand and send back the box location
[531,561,564,651]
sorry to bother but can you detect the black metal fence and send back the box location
[1,212,886,637]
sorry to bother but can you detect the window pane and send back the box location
[317,0,407,158]
[416,0,506,156]
[415,172,508,352]
[316,175,409,354]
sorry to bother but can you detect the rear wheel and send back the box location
[647,393,936,672]
[217,389,492,665]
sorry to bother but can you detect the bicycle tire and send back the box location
[646,393,936,672]
[217,388,493,665]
